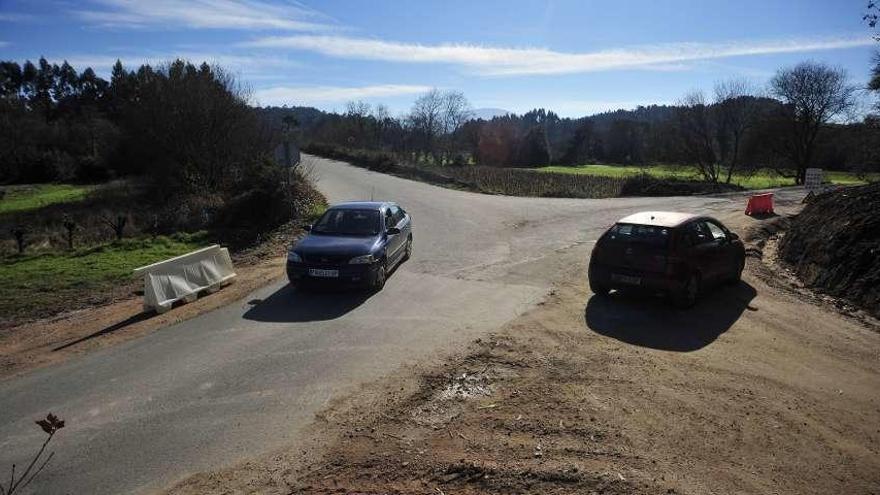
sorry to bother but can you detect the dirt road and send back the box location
[1,156,872,494]
[169,184,880,495]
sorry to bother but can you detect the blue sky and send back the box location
[0,0,877,117]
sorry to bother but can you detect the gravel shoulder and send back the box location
[0,229,295,381]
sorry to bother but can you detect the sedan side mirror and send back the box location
[386,227,401,235]
[302,224,312,232]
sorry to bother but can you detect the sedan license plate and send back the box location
[612,273,641,286]
[308,268,339,278]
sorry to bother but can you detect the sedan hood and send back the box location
[293,233,380,257]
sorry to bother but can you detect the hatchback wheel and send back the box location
[728,259,745,285]
[674,273,700,308]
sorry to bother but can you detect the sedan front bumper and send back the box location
[286,261,381,288]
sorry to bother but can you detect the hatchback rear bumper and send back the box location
[589,263,684,294]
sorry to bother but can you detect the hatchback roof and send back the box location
[617,211,697,228]
[330,201,392,210]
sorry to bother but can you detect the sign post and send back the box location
[805,168,823,193]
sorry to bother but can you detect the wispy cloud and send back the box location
[252,84,432,106]
[0,12,33,22]
[73,0,335,31]
[245,33,875,76]
[0,41,9,48]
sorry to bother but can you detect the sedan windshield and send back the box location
[312,209,380,236]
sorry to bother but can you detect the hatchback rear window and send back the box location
[608,223,670,247]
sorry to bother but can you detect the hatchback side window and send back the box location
[705,221,727,242]
[686,221,713,245]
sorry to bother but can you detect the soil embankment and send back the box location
[779,183,880,318]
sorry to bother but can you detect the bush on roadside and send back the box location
[304,144,748,199]
[212,160,324,248]
[620,174,744,196]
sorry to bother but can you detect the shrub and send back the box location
[302,143,399,173]
[212,160,321,247]
[620,174,743,196]
[448,167,625,198]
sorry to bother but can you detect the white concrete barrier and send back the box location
[133,244,236,314]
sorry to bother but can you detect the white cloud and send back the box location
[0,13,33,22]
[252,84,432,106]
[245,33,875,76]
[0,41,9,48]
[73,0,335,31]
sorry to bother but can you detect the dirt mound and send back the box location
[779,183,880,318]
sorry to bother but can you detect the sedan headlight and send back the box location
[348,254,375,265]
[287,251,302,263]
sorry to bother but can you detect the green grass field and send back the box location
[0,233,209,321]
[0,183,94,214]
[538,164,874,190]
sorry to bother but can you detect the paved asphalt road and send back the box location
[0,156,801,494]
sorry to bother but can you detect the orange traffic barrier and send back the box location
[745,193,774,216]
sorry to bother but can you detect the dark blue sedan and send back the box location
[286,201,413,290]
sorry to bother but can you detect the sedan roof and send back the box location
[331,201,392,210]
[617,211,698,228]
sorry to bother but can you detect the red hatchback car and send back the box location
[588,211,746,307]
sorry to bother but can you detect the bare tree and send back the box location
[714,79,759,183]
[865,1,879,38]
[439,91,473,163]
[769,62,856,184]
[677,80,760,184]
[677,91,721,183]
[440,91,473,134]
[408,89,472,164]
[370,104,390,148]
[344,100,371,146]
[408,89,445,162]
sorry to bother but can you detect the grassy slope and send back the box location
[538,164,874,190]
[0,233,208,322]
[0,184,94,214]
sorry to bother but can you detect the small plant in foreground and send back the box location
[0,413,66,495]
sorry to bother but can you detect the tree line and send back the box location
[276,61,879,185]
[0,58,278,195]
[3,56,879,190]
[1,58,314,247]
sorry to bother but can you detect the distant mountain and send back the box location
[470,108,511,120]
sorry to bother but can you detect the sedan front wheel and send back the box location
[372,260,387,291]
